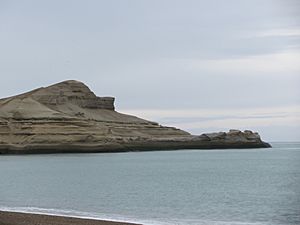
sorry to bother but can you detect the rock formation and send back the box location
[0,80,271,154]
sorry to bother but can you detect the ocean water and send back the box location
[0,143,299,225]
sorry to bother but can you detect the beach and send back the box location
[0,211,140,225]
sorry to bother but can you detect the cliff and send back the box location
[0,80,270,154]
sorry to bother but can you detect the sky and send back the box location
[0,0,299,141]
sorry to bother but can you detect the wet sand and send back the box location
[0,211,141,225]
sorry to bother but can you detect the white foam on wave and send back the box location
[0,206,272,225]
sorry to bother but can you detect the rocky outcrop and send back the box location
[0,80,270,154]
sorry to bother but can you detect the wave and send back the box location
[0,206,273,225]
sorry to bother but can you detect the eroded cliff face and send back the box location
[0,80,270,154]
[30,80,115,110]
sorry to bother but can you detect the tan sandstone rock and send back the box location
[0,80,271,154]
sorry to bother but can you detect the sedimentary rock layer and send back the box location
[0,80,270,154]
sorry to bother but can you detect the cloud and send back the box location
[173,50,300,76]
[254,28,300,38]
[120,105,300,130]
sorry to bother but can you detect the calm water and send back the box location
[0,143,299,225]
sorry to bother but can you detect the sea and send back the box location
[0,142,299,225]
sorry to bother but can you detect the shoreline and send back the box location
[0,140,271,155]
[0,210,142,225]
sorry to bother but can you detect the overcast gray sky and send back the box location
[0,0,299,141]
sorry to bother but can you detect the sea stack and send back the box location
[0,80,271,154]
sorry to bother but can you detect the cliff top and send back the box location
[0,80,152,124]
